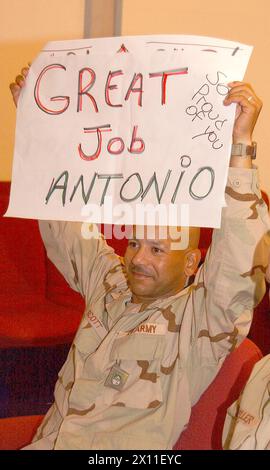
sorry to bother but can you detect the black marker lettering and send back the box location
[98,174,124,205]
[120,173,143,202]
[171,171,185,204]
[192,83,210,103]
[69,173,98,203]
[189,167,215,200]
[180,155,191,168]
[141,170,172,203]
[45,171,69,206]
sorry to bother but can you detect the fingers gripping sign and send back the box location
[9,65,30,107]
[223,81,262,144]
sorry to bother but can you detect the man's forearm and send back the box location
[229,155,252,169]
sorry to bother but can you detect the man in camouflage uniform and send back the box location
[10,73,270,449]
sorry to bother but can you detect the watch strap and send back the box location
[231,141,257,159]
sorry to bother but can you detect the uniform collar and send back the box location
[105,283,191,320]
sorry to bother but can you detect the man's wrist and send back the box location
[231,142,256,156]
[230,140,256,168]
[229,155,252,169]
[232,132,252,145]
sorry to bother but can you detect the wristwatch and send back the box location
[231,141,257,159]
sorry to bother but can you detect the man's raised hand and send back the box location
[9,66,30,107]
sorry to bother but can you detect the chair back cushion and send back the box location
[173,338,262,450]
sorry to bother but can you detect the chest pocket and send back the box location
[57,324,101,391]
[104,334,165,410]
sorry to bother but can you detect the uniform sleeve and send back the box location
[186,167,270,402]
[38,221,125,301]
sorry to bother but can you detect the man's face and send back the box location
[124,226,200,304]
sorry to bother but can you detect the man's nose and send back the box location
[131,246,147,265]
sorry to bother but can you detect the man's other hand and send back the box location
[224,81,262,145]
[9,66,30,107]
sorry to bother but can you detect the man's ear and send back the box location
[184,249,201,276]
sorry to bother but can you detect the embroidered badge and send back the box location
[104,363,129,391]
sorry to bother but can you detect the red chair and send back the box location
[173,338,262,450]
[0,338,262,450]
[0,414,43,450]
[248,283,270,356]
[0,182,84,348]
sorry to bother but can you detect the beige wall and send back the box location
[122,0,270,195]
[0,0,85,181]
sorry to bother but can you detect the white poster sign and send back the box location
[6,35,252,227]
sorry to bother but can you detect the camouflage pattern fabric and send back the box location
[223,353,270,450]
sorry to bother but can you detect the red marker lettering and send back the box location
[125,73,143,107]
[78,125,111,161]
[105,70,123,107]
[128,125,145,154]
[77,67,98,113]
[34,64,70,115]
[149,67,188,105]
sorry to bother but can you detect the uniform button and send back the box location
[233,180,241,188]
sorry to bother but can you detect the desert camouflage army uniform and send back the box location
[24,167,270,450]
[223,353,270,450]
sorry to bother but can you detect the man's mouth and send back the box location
[130,269,153,279]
